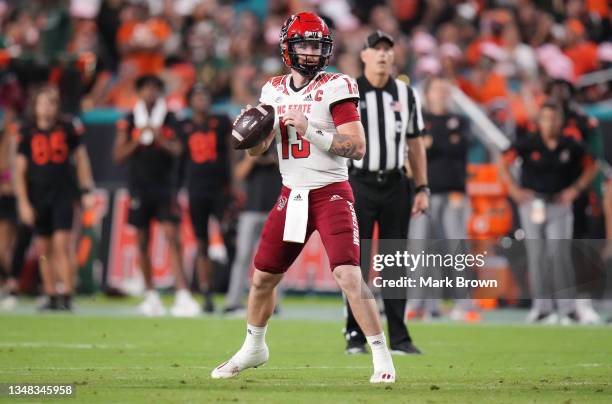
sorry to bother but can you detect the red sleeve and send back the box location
[331,100,360,127]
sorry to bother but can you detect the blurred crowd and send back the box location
[0,0,609,120]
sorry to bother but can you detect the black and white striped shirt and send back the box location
[351,75,424,171]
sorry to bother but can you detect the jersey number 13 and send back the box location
[279,118,310,160]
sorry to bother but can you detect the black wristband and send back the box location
[415,185,431,196]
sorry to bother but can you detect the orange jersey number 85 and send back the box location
[188,132,218,163]
[31,131,69,165]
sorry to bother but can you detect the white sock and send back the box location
[366,332,394,371]
[145,290,159,300]
[242,323,267,351]
[175,289,190,300]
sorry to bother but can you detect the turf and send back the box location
[1,311,611,403]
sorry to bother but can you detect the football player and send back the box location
[179,83,232,313]
[14,85,95,311]
[113,75,200,317]
[211,12,396,383]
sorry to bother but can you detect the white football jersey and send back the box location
[259,71,360,190]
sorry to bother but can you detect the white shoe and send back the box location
[576,300,601,325]
[170,290,200,317]
[138,291,166,316]
[540,313,559,325]
[0,295,17,311]
[449,308,462,321]
[525,308,542,323]
[211,345,269,379]
[559,314,578,326]
[370,369,396,384]
[525,309,558,325]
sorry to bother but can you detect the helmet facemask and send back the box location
[286,37,333,77]
[280,13,334,78]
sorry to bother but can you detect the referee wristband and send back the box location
[80,187,93,196]
[303,120,334,152]
[415,185,431,196]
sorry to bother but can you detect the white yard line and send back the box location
[0,342,136,349]
[0,365,370,372]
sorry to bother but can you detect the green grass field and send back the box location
[1,298,611,403]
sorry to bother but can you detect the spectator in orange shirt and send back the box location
[586,0,609,18]
[116,0,170,76]
[563,19,600,77]
[566,0,608,42]
[464,8,512,66]
[458,42,509,105]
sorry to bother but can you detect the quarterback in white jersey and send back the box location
[260,71,359,189]
[211,12,396,384]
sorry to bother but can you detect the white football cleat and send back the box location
[559,313,578,326]
[525,308,542,324]
[525,309,558,325]
[370,369,396,384]
[576,299,601,325]
[0,295,17,311]
[138,290,167,316]
[170,289,200,317]
[211,345,269,379]
[539,313,559,325]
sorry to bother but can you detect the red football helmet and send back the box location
[280,12,333,77]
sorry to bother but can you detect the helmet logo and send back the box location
[303,31,322,39]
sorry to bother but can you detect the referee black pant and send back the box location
[345,168,414,347]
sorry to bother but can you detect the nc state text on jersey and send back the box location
[276,104,313,115]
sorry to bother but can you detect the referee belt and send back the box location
[349,167,403,184]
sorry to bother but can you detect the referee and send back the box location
[343,31,429,355]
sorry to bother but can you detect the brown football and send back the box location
[232,104,275,150]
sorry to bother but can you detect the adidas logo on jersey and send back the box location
[303,94,313,102]
[329,195,343,201]
[293,194,303,201]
